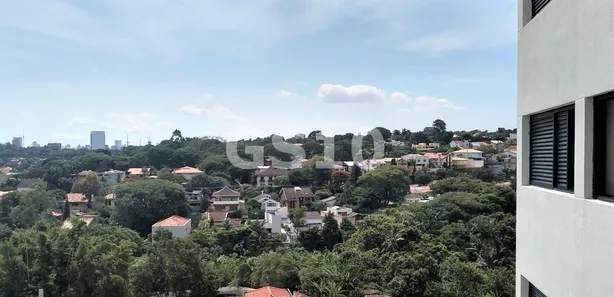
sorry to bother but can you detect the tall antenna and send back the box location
[126,134,130,146]
[22,128,25,148]
[139,138,141,146]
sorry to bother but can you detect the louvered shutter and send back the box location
[529,283,547,297]
[554,110,574,190]
[530,113,555,188]
[532,0,552,17]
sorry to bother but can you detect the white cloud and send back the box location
[317,84,386,104]
[275,89,298,99]
[390,91,412,102]
[69,116,92,125]
[180,104,247,124]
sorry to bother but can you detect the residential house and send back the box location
[186,189,204,212]
[100,170,126,186]
[321,206,358,224]
[127,167,150,177]
[280,187,314,209]
[507,133,516,140]
[450,149,484,168]
[423,152,447,167]
[320,196,336,207]
[342,161,363,172]
[359,159,386,172]
[211,186,244,211]
[254,166,288,186]
[256,193,281,212]
[449,140,467,149]
[152,215,191,239]
[61,215,99,229]
[172,166,203,181]
[274,207,289,220]
[303,211,323,229]
[400,154,429,166]
[203,211,228,226]
[104,193,116,206]
[16,178,42,192]
[412,142,440,151]
[65,193,90,212]
[264,211,282,233]
[245,286,292,297]
[469,141,489,148]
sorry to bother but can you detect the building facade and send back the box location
[12,137,22,148]
[90,131,106,150]
[517,0,614,296]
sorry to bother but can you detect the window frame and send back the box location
[593,91,614,199]
[531,0,552,19]
[528,105,575,192]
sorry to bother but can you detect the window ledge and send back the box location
[520,185,576,198]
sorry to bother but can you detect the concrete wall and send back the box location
[517,0,614,296]
[518,0,614,116]
[152,222,191,239]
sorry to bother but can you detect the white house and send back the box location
[264,211,282,234]
[516,0,614,296]
[400,154,429,166]
[451,149,483,159]
[259,198,281,212]
[152,215,191,239]
[449,140,467,149]
[321,206,358,224]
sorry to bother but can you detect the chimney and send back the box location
[294,187,301,209]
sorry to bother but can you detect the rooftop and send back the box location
[127,168,150,175]
[244,286,291,297]
[212,186,240,197]
[172,166,203,174]
[153,215,190,227]
[66,193,87,203]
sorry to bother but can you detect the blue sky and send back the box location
[0,0,517,147]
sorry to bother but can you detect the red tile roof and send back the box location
[172,166,203,174]
[294,292,310,297]
[153,215,190,227]
[245,286,291,297]
[212,186,240,197]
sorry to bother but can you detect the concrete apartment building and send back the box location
[90,131,106,150]
[517,0,614,296]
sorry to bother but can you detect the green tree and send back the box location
[71,172,103,208]
[114,179,191,236]
[321,213,342,250]
[355,166,411,210]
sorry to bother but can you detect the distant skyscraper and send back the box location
[47,143,62,150]
[90,131,106,150]
[114,140,122,150]
[12,137,22,148]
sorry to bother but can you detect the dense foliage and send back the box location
[0,175,515,297]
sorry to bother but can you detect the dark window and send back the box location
[594,91,614,198]
[529,106,574,190]
[529,283,547,297]
[532,0,552,18]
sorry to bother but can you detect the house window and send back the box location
[532,0,552,18]
[529,282,547,297]
[529,105,574,190]
[594,91,614,198]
